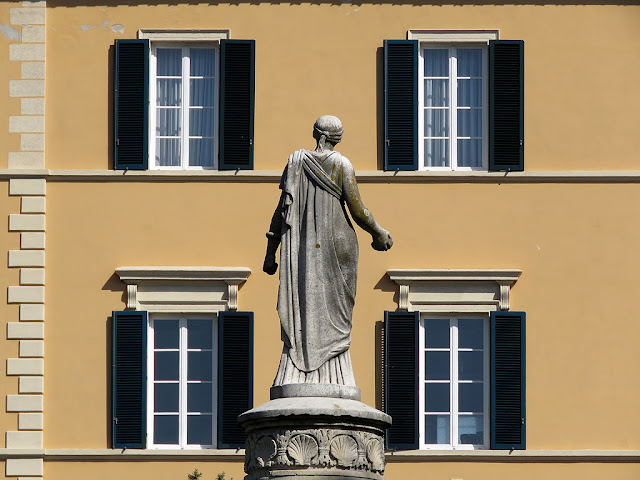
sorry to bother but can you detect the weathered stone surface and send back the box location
[240,396,390,480]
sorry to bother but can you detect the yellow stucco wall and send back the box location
[45,2,640,171]
[44,180,640,450]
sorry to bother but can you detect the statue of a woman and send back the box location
[264,115,393,387]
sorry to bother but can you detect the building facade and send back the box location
[1,0,640,479]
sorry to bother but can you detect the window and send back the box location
[420,47,487,170]
[114,34,254,171]
[383,32,524,172]
[151,46,219,169]
[149,315,217,448]
[111,267,253,450]
[420,315,489,449]
[384,269,525,451]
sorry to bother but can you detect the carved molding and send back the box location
[387,269,521,312]
[126,284,137,310]
[398,284,410,311]
[245,426,385,477]
[115,267,251,312]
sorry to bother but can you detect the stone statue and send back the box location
[263,115,393,388]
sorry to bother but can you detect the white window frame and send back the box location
[410,30,499,172]
[149,42,220,170]
[148,313,218,450]
[419,313,489,450]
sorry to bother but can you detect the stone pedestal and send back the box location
[239,385,391,480]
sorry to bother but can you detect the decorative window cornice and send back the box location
[115,266,251,312]
[137,29,230,42]
[387,269,521,312]
[408,30,499,43]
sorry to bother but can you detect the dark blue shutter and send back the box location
[112,311,147,448]
[489,40,524,172]
[218,311,253,448]
[384,40,418,171]
[114,39,149,170]
[219,40,255,170]
[491,311,526,449]
[384,311,419,449]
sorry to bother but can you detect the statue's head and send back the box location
[313,115,343,149]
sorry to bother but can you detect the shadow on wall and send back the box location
[49,0,640,7]
[373,274,397,411]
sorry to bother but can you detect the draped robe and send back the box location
[274,149,358,385]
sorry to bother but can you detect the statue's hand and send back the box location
[372,230,393,251]
[263,255,278,275]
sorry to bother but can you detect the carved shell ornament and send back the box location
[366,438,385,472]
[329,435,358,467]
[287,434,319,465]
[255,436,277,467]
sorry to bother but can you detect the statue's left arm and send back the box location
[341,161,393,251]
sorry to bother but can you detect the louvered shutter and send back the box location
[114,39,149,170]
[218,311,253,448]
[384,40,418,171]
[112,311,147,448]
[384,311,419,449]
[219,40,255,170]
[489,40,524,172]
[491,311,526,449]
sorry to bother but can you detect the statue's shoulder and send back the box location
[333,153,354,173]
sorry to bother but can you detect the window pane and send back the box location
[425,414,450,444]
[157,109,181,137]
[154,320,179,349]
[458,415,484,445]
[425,351,449,380]
[424,109,449,138]
[188,351,213,381]
[457,109,482,138]
[425,383,450,412]
[156,138,181,167]
[424,139,449,167]
[187,415,213,445]
[156,49,182,77]
[458,319,484,349]
[458,351,483,381]
[189,109,215,137]
[457,139,482,168]
[457,79,482,108]
[188,383,213,413]
[157,79,181,106]
[189,139,214,167]
[424,49,449,77]
[190,48,216,77]
[459,383,484,413]
[190,79,215,107]
[187,320,213,349]
[425,319,450,348]
[457,49,482,77]
[154,383,179,413]
[424,79,449,107]
[154,415,179,444]
[154,351,179,381]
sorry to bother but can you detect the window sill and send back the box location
[4,169,640,184]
